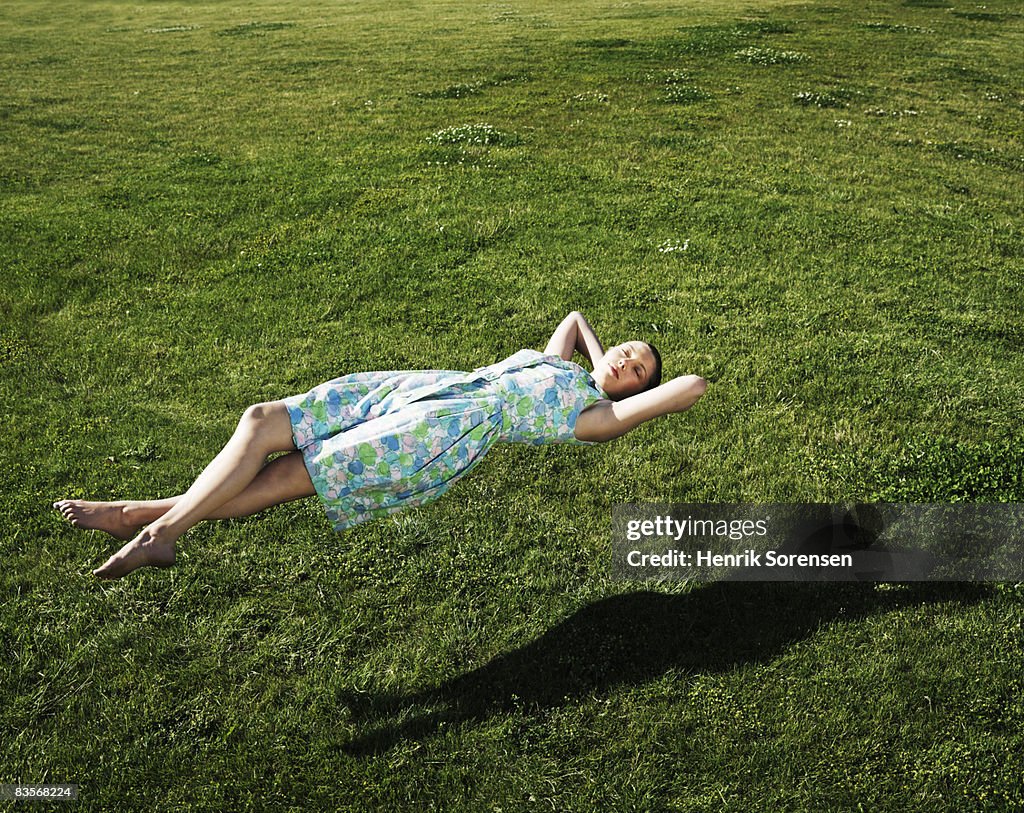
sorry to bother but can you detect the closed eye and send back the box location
[625,345,645,379]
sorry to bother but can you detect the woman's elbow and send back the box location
[674,375,707,412]
[575,425,628,444]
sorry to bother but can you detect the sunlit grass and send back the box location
[2,0,1023,810]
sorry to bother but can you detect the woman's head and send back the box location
[592,341,662,400]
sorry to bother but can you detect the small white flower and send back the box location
[735,46,809,64]
[567,91,609,104]
[427,123,518,146]
[658,239,689,253]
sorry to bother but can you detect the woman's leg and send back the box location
[54,451,316,540]
[90,401,299,579]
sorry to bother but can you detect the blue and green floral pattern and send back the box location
[284,349,606,531]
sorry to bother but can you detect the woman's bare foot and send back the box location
[92,526,177,579]
[52,500,143,542]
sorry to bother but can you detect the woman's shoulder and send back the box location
[478,350,607,398]
[539,355,606,393]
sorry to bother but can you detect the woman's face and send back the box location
[592,341,657,399]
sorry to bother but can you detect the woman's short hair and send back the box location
[644,343,663,391]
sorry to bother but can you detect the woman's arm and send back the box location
[544,311,605,364]
[574,375,707,442]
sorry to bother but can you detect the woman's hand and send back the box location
[660,375,709,413]
[544,311,605,364]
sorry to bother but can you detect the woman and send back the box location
[54,311,707,579]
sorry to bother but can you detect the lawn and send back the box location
[2,0,1022,810]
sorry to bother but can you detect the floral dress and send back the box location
[283,349,607,531]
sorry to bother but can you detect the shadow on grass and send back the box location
[340,581,991,755]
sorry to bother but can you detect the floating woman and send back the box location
[53,311,708,579]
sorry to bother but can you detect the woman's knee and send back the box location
[241,402,276,425]
[277,451,316,496]
[248,452,315,504]
[239,401,295,449]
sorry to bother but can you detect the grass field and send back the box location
[2,0,1023,809]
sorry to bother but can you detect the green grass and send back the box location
[2,0,1023,809]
